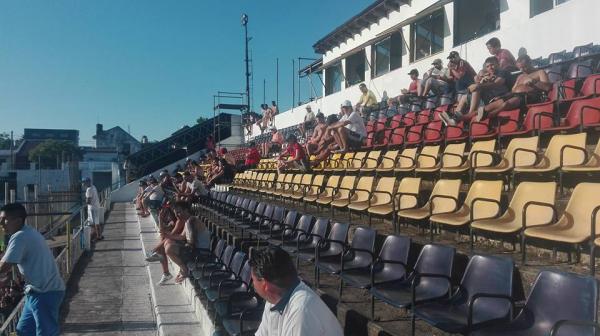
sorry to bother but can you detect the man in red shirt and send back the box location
[244,142,261,169]
[277,134,309,174]
[486,37,517,71]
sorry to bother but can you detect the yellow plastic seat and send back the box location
[281,174,303,198]
[514,133,586,174]
[327,152,355,172]
[416,143,465,174]
[329,175,359,208]
[441,140,496,175]
[322,153,342,172]
[273,174,292,196]
[359,150,382,173]
[414,145,441,172]
[246,172,261,191]
[474,136,538,176]
[394,148,418,174]
[365,177,398,216]
[302,175,325,202]
[346,176,377,211]
[397,179,461,221]
[470,182,556,247]
[368,178,422,232]
[346,151,368,172]
[315,175,341,205]
[523,182,600,263]
[374,150,399,173]
[290,174,314,200]
[561,139,600,173]
[429,180,503,240]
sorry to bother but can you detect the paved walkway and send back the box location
[60,203,157,336]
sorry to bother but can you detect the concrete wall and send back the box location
[252,0,598,135]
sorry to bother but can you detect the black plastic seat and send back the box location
[340,235,411,301]
[370,244,455,320]
[192,245,235,287]
[271,213,314,247]
[313,222,351,287]
[198,251,246,291]
[256,208,296,241]
[218,292,264,336]
[293,218,329,266]
[412,254,515,335]
[248,205,284,239]
[205,260,252,304]
[188,238,225,273]
[471,270,599,336]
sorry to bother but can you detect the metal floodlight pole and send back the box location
[242,14,251,115]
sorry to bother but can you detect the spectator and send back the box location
[310,114,339,167]
[260,103,275,130]
[206,153,235,187]
[447,51,477,97]
[442,56,511,125]
[328,100,368,153]
[83,177,103,241]
[0,203,66,336]
[252,246,343,336]
[355,83,379,119]
[269,127,284,155]
[177,171,205,203]
[277,134,309,174]
[135,179,148,212]
[219,148,237,166]
[143,176,164,212]
[483,54,553,118]
[399,69,421,104]
[305,112,327,155]
[298,105,316,137]
[421,58,451,97]
[244,141,261,169]
[270,101,279,117]
[486,37,517,71]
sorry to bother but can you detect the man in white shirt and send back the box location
[327,100,368,152]
[421,58,451,97]
[143,176,164,210]
[83,177,103,241]
[252,247,343,336]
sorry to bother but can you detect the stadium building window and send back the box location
[454,0,500,46]
[530,0,570,17]
[410,10,444,62]
[345,50,366,87]
[372,32,403,78]
[325,62,343,96]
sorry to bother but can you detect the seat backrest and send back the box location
[253,202,267,217]
[350,227,377,263]
[414,244,455,277]
[396,177,421,210]
[524,271,598,332]
[424,120,443,142]
[379,235,411,266]
[271,206,285,223]
[390,126,406,145]
[561,182,600,237]
[463,180,503,217]
[456,255,514,317]
[469,139,496,167]
[544,133,587,168]
[379,150,399,170]
[406,124,424,143]
[213,239,226,258]
[300,174,313,186]
[417,145,440,168]
[505,136,539,167]
[283,210,298,228]
[510,182,556,227]
[354,176,375,200]
[341,152,356,169]
[373,176,396,200]
[524,103,554,131]
[221,245,235,266]
[398,147,418,168]
[326,153,342,169]
[567,59,593,80]
[311,218,330,243]
[260,204,274,223]
[230,251,247,275]
[338,176,357,198]
[294,214,314,235]
[328,222,350,251]
[441,143,466,168]
[350,151,368,169]
[364,150,381,169]
[580,74,600,97]
[390,114,403,128]
[290,174,302,187]
[428,179,461,214]
[323,175,341,196]
[566,97,600,127]
[239,260,252,285]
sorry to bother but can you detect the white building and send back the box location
[255,0,599,134]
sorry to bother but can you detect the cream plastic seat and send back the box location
[273,174,293,196]
[290,174,314,200]
[474,136,538,178]
[393,147,419,174]
[560,139,600,193]
[373,150,399,174]
[328,152,356,172]
[303,175,325,202]
[359,150,383,173]
[441,139,496,176]
[322,152,342,172]
[346,151,368,173]
[470,181,556,251]
[368,177,421,232]
[413,145,441,173]
[346,176,379,212]
[523,183,600,263]
[329,175,360,208]
[429,180,503,241]
[397,179,461,227]
[268,173,286,194]
[514,133,586,176]
[315,175,342,205]
[416,143,465,174]
[281,174,303,198]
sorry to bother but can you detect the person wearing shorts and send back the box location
[328,100,368,152]
[83,177,103,241]
[277,134,309,174]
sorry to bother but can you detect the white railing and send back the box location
[0,226,85,335]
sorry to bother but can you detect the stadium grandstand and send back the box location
[107,0,600,335]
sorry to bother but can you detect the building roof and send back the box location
[312,0,407,54]
[94,126,140,145]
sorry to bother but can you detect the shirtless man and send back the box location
[306,112,326,155]
[483,54,552,118]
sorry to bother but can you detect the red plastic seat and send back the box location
[444,122,468,143]
[500,103,554,139]
[416,110,432,125]
[389,126,406,147]
[375,116,387,131]
[402,112,416,126]
[388,114,403,129]
[579,74,600,98]
[423,121,443,144]
[405,124,424,146]
[540,96,600,133]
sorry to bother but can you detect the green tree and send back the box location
[0,133,11,150]
[28,140,81,169]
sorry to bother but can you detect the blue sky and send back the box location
[0,1,369,145]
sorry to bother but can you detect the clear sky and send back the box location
[0,1,370,146]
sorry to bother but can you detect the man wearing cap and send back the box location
[83,177,103,240]
[447,51,477,96]
[401,69,421,96]
[305,112,327,155]
[298,105,316,137]
[277,134,309,174]
[421,58,451,97]
[328,100,368,153]
[356,83,379,119]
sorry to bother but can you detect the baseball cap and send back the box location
[447,51,459,59]
[432,58,443,65]
[408,69,419,76]
[340,100,352,108]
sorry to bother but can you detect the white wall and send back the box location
[251,0,598,136]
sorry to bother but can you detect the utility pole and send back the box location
[241,14,251,114]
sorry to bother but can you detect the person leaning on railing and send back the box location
[0,203,65,336]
